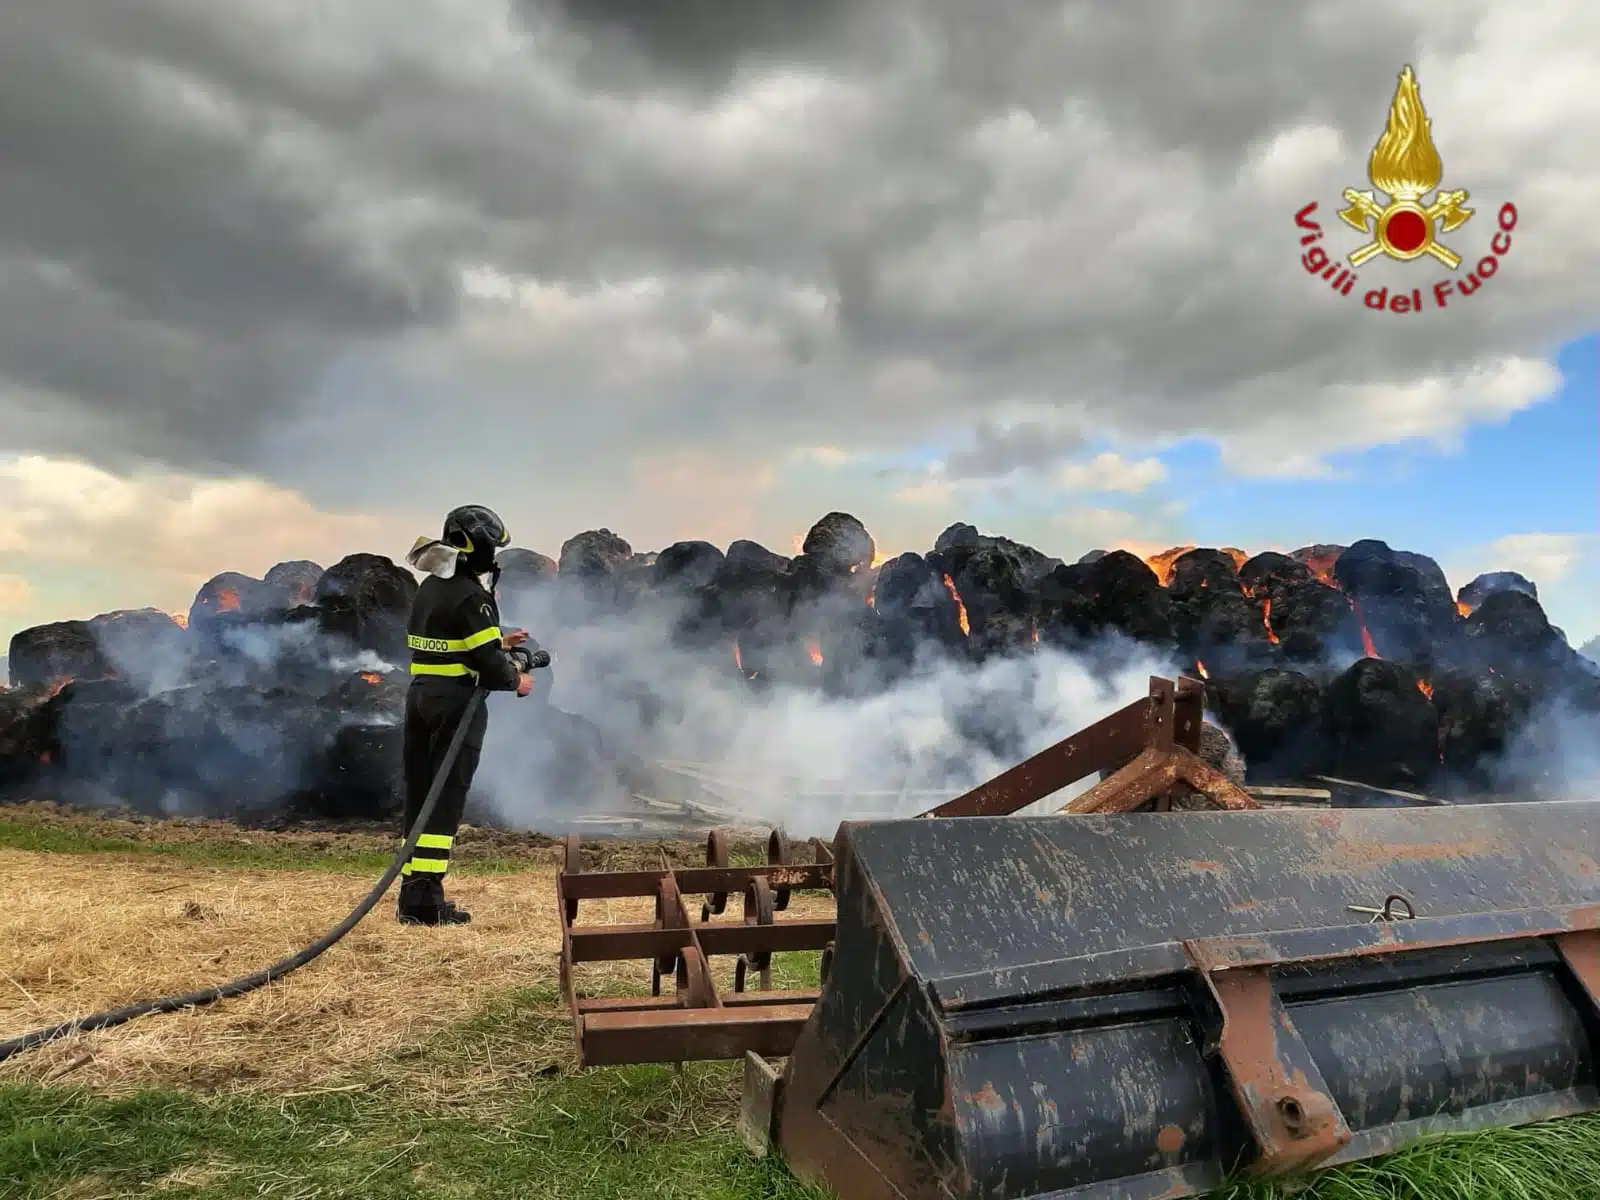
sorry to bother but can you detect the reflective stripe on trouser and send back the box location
[402,832,454,876]
[401,680,487,888]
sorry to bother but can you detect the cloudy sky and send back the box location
[1,0,1596,648]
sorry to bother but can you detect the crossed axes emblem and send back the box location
[1337,188,1473,269]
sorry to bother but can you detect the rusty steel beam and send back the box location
[567,919,836,962]
[918,680,1158,818]
[557,825,837,1066]
[925,674,1255,818]
[578,988,820,1015]
[580,1003,819,1066]
[562,863,833,901]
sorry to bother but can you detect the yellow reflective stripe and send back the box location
[405,856,450,873]
[409,662,478,678]
[416,833,453,850]
[407,627,502,654]
[459,626,502,650]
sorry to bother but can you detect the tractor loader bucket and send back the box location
[767,801,1600,1200]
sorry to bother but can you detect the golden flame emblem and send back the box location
[1337,66,1473,269]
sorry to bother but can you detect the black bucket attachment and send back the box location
[770,801,1600,1200]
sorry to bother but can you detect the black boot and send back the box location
[397,875,472,926]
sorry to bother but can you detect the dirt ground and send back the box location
[0,805,832,1097]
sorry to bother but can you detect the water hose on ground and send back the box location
[0,688,488,1064]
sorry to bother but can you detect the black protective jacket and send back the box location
[405,573,521,691]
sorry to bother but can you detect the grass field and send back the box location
[2,803,1599,1200]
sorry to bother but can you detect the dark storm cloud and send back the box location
[544,0,857,80]
[0,0,1592,495]
[0,2,460,466]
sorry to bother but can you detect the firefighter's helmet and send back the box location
[442,505,510,563]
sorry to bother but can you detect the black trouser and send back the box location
[401,678,489,881]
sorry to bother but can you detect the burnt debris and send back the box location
[2,523,1597,824]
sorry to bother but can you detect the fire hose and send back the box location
[0,647,550,1064]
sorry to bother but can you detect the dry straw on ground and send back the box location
[0,845,831,1098]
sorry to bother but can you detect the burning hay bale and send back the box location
[7,620,110,691]
[716,540,797,684]
[646,541,726,644]
[4,511,1599,825]
[1036,551,1174,651]
[800,510,875,577]
[311,553,417,662]
[1464,589,1566,670]
[1209,667,1328,782]
[1332,539,1456,663]
[188,571,280,630]
[558,530,632,598]
[1431,667,1537,780]
[1458,570,1537,612]
[873,552,967,660]
[496,548,557,590]
[933,521,1063,586]
[263,559,324,607]
[1323,658,1440,788]
[0,689,51,788]
[937,543,1034,660]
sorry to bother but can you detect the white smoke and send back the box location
[472,579,1177,839]
[1484,690,1600,802]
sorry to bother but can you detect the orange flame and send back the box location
[941,575,970,636]
[1137,546,1250,586]
[1417,679,1434,700]
[1456,600,1472,618]
[171,611,189,628]
[733,641,743,671]
[1030,621,1040,644]
[1195,660,1209,679]
[865,587,876,609]
[360,672,382,685]
[1143,546,1194,586]
[1262,598,1280,645]
[807,642,823,666]
[1300,552,1339,586]
[1349,597,1381,659]
[45,676,72,698]
[216,588,241,613]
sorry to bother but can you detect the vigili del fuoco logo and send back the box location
[1293,65,1517,314]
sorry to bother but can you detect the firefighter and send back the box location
[398,504,534,925]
